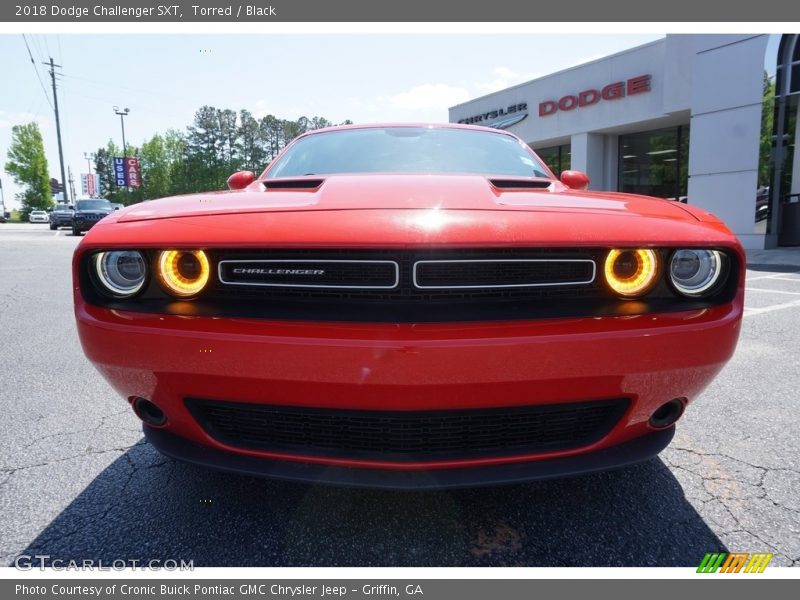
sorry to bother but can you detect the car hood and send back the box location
[116,174,698,224]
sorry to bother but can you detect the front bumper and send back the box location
[75,295,742,481]
[145,423,675,489]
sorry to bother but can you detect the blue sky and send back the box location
[0,34,662,208]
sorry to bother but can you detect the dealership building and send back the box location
[449,34,800,249]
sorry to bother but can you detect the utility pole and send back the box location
[44,57,69,204]
[83,152,94,173]
[68,166,76,202]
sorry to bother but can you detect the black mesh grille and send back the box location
[186,398,630,462]
[414,259,594,288]
[208,248,606,304]
[219,260,398,288]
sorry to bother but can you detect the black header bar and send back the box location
[3,1,800,22]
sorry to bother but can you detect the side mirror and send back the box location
[560,170,590,191]
[227,170,256,190]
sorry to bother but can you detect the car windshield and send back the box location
[266,127,552,179]
[76,200,112,211]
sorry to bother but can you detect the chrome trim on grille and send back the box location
[218,259,400,289]
[412,259,597,289]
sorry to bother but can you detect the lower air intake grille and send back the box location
[186,398,629,462]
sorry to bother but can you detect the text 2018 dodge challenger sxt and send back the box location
[73,124,744,488]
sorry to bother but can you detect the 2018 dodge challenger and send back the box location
[73,124,744,488]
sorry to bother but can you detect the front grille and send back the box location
[218,259,399,289]
[79,213,106,222]
[413,259,595,289]
[81,247,737,323]
[186,398,629,462]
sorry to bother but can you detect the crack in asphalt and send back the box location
[0,442,146,476]
[663,445,800,565]
[84,409,132,451]
[667,447,800,513]
[21,426,101,451]
[15,452,149,554]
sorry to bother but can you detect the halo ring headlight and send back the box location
[93,251,147,297]
[604,249,660,298]
[669,249,723,297]
[156,250,210,298]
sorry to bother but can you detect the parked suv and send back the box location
[72,199,114,236]
[50,203,74,230]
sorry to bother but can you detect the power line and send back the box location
[30,34,46,63]
[22,35,53,110]
[60,72,188,101]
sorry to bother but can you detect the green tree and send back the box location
[92,107,351,200]
[237,110,266,173]
[93,141,121,202]
[139,134,171,200]
[4,122,52,216]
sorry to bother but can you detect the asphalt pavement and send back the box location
[1,222,799,567]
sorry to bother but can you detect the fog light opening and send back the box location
[649,398,685,429]
[132,397,167,427]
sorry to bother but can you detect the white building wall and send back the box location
[450,34,775,249]
[449,38,689,146]
[687,35,768,249]
[570,133,618,191]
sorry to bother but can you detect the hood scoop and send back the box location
[489,178,552,190]
[262,178,325,191]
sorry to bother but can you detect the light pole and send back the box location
[83,152,95,173]
[113,106,130,157]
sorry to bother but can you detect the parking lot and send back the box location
[1,223,799,567]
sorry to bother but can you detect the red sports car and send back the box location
[73,124,744,488]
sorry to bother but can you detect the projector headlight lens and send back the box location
[604,248,660,298]
[93,251,147,297]
[669,249,723,297]
[156,250,210,298]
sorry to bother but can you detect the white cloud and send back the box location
[475,67,540,94]
[252,99,272,119]
[386,84,471,112]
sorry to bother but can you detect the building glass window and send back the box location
[618,126,689,201]
[534,144,571,177]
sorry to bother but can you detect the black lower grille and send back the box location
[186,398,629,462]
[414,259,595,288]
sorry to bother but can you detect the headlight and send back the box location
[93,251,147,297]
[604,249,660,298]
[156,250,210,298]
[669,249,723,297]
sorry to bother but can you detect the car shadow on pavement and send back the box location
[18,440,725,567]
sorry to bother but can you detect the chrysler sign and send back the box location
[457,103,528,127]
[538,74,652,117]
